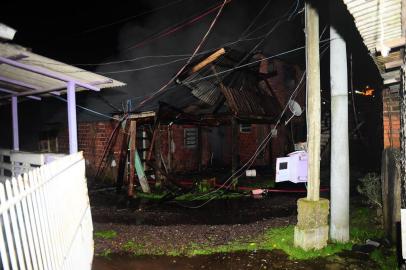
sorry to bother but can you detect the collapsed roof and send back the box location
[138,47,304,125]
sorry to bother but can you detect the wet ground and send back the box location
[91,192,298,255]
[90,190,381,270]
[92,250,379,270]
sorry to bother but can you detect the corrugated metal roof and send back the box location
[343,0,404,84]
[0,43,125,96]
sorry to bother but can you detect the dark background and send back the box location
[0,0,383,171]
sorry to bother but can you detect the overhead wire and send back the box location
[51,95,120,120]
[122,0,231,52]
[137,0,230,107]
[136,1,307,108]
[178,41,331,209]
[81,0,189,34]
[177,71,307,208]
[21,34,267,69]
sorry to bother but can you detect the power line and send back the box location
[21,34,267,69]
[51,95,118,120]
[178,42,332,208]
[81,0,189,34]
[122,0,232,52]
[178,71,307,208]
[138,0,230,107]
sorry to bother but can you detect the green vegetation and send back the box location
[135,190,245,201]
[175,190,244,201]
[135,192,167,200]
[187,206,381,259]
[111,202,390,265]
[350,207,383,242]
[186,226,352,259]
[357,173,382,208]
[94,230,117,240]
[370,248,398,270]
[99,248,112,258]
[122,240,146,254]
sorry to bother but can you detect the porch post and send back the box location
[11,96,19,151]
[67,81,78,154]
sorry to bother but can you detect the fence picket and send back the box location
[0,182,11,270]
[0,183,18,269]
[0,152,93,270]
[5,180,26,270]
[21,174,40,270]
[13,176,33,270]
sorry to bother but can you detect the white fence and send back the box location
[0,149,65,183]
[0,152,93,270]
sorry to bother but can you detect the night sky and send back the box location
[1,0,383,156]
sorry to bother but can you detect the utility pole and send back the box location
[330,26,350,242]
[305,1,321,202]
[294,0,329,250]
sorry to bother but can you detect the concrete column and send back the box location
[67,81,78,154]
[330,26,350,243]
[11,96,19,151]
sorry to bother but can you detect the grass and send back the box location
[94,230,117,240]
[370,248,398,270]
[186,206,379,259]
[174,191,244,201]
[186,226,352,259]
[107,200,391,265]
[99,248,112,258]
[135,190,245,201]
[122,240,147,254]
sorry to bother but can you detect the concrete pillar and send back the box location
[67,81,78,154]
[11,96,19,151]
[330,26,350,243]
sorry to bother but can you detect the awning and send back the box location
[342,0,404,86]
[0,42,125,98]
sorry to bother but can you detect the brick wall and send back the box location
[57,121,282,177]
[382,88,401,149]
[57,121,123,178]
[158,123,274,172]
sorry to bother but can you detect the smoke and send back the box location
[79,0,304,119]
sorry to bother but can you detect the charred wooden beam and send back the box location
[128,120,137,197]
[116,120,130,193]
[190,48,226,74]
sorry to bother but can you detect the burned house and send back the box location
[111,47,309,184]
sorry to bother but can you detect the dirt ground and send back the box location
[90,190,383,269]
[91,190,298,255]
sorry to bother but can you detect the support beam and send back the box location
[330,26,350,243]
[231,117,239,187]
[67,81,78,154]
[129,120,136,197]
[11,96,19,151]
[305,1,321,202]
[385,59,403,70]
[0,88,41,100]
[376,37,406,52]
[0,57,100,91]
[0,75,61,96]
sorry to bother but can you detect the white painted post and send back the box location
[12,96,19,151]
[67,81,78,154]
[330,26,350,243]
